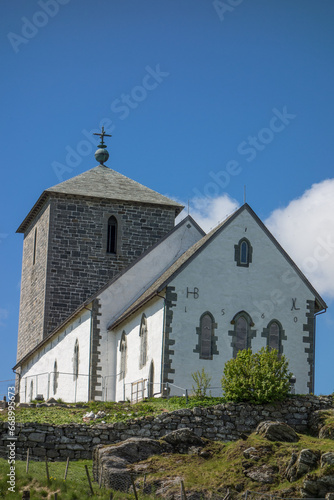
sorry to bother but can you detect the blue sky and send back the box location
[1,0,334,395]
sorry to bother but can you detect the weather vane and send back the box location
[93,126,112,165]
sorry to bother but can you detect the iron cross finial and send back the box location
[93,126,112,148]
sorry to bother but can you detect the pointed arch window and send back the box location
[53,359,59,394]
[234,238,253,267]
[107,216,117,254]
[73,339,79,380]
[262,320,286,354]
[193,312,219,360]
[30,380,34,402]
[119,331,127,380]
[269,321,280,351]
[228,311,256,357]
[240,240,248,264]
[139,314,148,369]
[201,313,213,359]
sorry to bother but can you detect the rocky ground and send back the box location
[93,409,334,499]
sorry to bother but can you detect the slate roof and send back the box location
[17,165,183,233]
[109,204,328,329]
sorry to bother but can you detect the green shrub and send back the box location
[221,347,292,404]
[192,368,212,398]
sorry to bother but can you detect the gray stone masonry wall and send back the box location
[17,194,176,361]
[44,195,175,337]
[0,396,332,461]
[17,202,51,361]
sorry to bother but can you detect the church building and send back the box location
[14,131,327,402]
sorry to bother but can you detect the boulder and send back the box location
[93,429,204,491]
[93,437,170,490]
[321,452,334,467]
[243,447,259,460]
[256,421,299,442]
[309,409,334,439]
[243,446,272,461]
[161,428,204,453]
[286,449,321,482]
[244,464,278,484]
[302,474,334,498]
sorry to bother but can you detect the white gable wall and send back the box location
[112,296,165,402]
[19,310,91,403]
[167,210,316,395]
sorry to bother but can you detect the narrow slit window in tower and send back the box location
[107,216,117,254]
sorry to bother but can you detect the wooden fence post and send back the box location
[180,479,187,499]
[45,455,50,482]
[64,456,70,480]
[130,475,139,500]
[85,464,94,496]
[25,448,30,473]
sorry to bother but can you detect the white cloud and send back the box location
[265,178,334,298]
[176,194,239,232]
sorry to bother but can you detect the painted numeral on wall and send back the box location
[291,298,300,311]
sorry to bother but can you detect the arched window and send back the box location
[107,216,117,254]
[30,380,34,402]
[73,339,79,380]
[229,311,256,357]
[193,312,219,359]
[262,320,286,354]
[53,359,59,394]
[119,331,127,380]
[269,322,280,351]
[139,314,148,369]
[201,313,213,359]
[240,240,249,265]
[234,238,253,267]
[236,316,248,351]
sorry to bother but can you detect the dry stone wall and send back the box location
[0,396,332,461]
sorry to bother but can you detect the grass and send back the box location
[1,433,333,499]
[131,432,334,498]
[0,457,144,499]
[0,396,227,426]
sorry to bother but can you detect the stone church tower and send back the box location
[16,132,183,362]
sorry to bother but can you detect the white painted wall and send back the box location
[19,310,91,403]
[17,218,202,404]
[96,217,203,401]
[167,210,318,395]
[112,296,165,402]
